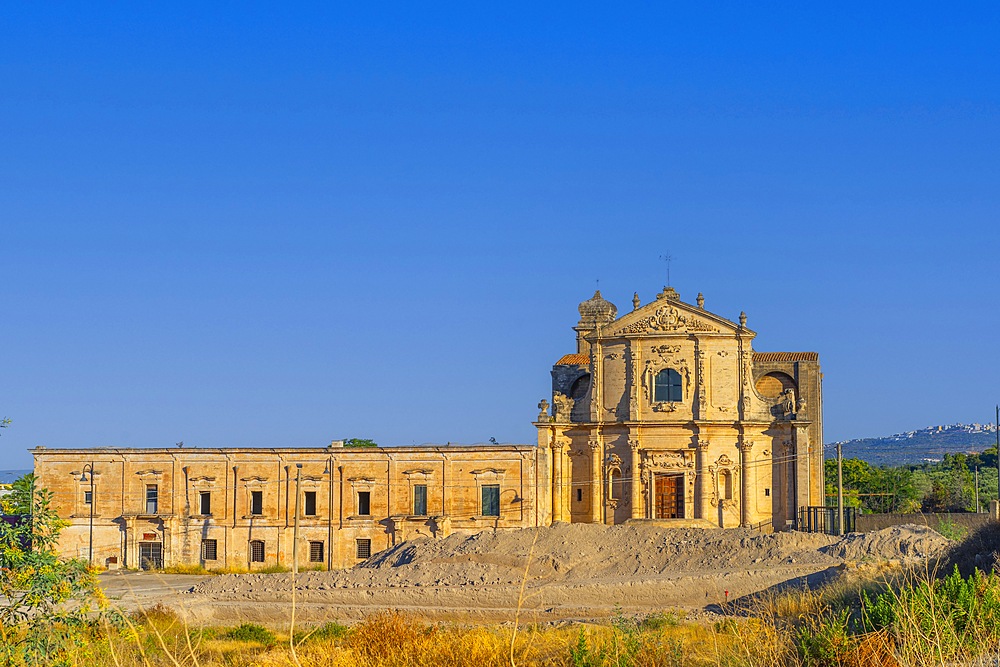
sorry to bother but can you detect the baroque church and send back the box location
[34,284,822,570]
[535,286,823,530]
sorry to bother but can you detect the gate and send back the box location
[138,542,163,570]
[797,506,857,535]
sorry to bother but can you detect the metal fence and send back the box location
[797,506,857,535]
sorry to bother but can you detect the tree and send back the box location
[0,474,103,666]
[343,438,378,448]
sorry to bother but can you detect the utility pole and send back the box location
[837,442,844,536]
[293,463,302,575]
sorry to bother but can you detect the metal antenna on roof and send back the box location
[659,253,673,286]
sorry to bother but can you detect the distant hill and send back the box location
[0,470,30,484]
[828,424,998,466]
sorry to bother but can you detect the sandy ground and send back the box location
[101,523,949,626]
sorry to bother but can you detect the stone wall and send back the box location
[856,512,993,535]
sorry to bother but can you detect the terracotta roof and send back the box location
[753,352,819,363]
[555,353,590,366]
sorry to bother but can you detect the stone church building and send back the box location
[33,285,821,570]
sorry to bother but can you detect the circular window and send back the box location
[755,372,796,399]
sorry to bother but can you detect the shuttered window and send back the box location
[413,485,427,516]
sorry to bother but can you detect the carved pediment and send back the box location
[609,296,745,337]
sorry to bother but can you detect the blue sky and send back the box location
[2,3,999,469]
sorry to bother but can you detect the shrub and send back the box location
[223,623,276,646]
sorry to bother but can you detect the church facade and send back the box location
[32,284,822,570]
[536,286,823,530]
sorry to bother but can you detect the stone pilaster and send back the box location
[551,440,565,522]
[739,439,754,527]
[695,438,711,520]
[589,439,602,523]
[628,438,642,519]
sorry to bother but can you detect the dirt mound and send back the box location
[934,522,1000,577]
[820,525,950,562]
[185,523,954,624]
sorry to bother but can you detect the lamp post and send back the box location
[323,456,333,570]
[293,464,302,574]
[79,462,96,566]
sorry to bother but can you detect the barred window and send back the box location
[249,539,265,563]
[481,484,500,517]
[201,539,218,561]
[309,541,324,563]
[356,538,371,559]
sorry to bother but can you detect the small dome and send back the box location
[578,290,618,328]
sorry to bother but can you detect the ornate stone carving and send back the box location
[651,402,677,412]
[616,304,719,335]
[552,392,574,421]
[644,450,693,469]
[715,454,734,467]
[780,388,796,418]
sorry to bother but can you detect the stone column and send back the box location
[589,440,602,523]
[695,438,710,520]
[739,439,754,527]
[551,440,565,522]
[628,438,642,520]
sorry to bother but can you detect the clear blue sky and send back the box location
[2,3,999,469]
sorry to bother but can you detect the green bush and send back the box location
[223,623,276,645]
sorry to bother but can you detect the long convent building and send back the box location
[34,285,822,570]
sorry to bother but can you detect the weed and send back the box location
[223,623,277,646]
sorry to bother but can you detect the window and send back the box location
[576,488,582,502]
[145,485,158,514]
[251,490,263,516]
[249,540,265,562]
[199,491,211,515]
[654,369,683,402]
[309,541,324,563]
[357,491,371,516]
[84,490,93,505]
[356,538,371,559]
[413,484,427,516]
[304,491,317,516]
[481,484,500,517]
[201,539,218,561]
[721,470,733,501]
[764,488,771,497]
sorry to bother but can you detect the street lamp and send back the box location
[79,462,96,567]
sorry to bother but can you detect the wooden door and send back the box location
[655,474,684,519]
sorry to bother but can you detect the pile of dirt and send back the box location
[934,522,1000,577]
[819,524,951,562]
[193,523,948,601]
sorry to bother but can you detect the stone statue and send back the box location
[537,399,551,422]
[795,395,807,415]
[552,392,574,421]
[781,388,796,418]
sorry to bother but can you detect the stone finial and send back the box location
[537,399,551,422]
[739,311,747,328]
[577,290,618,328]
[659,286,680,301]
[632,292,640,311]
[696,293,705,309]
